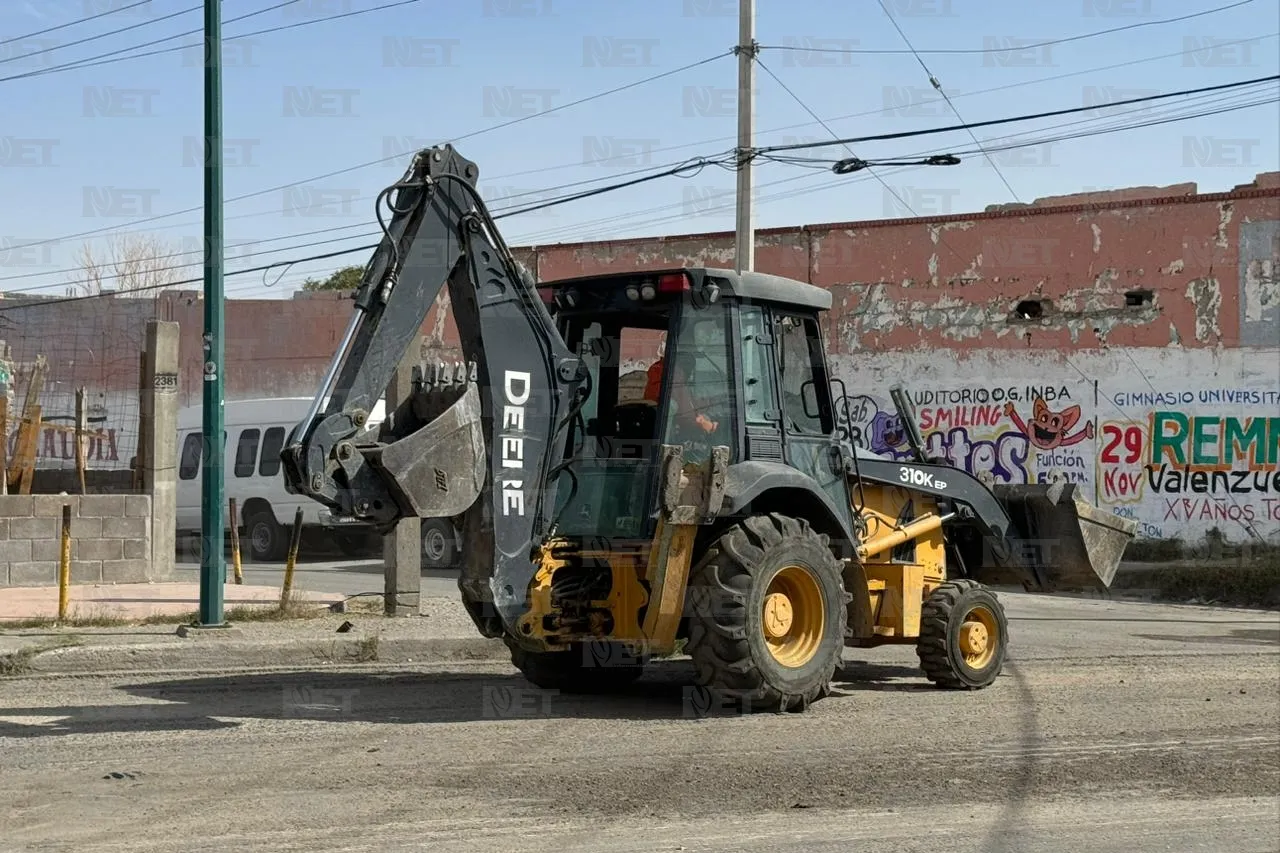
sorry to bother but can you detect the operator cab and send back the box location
[536,267,851,543]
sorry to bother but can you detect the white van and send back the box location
[176,397,387,561]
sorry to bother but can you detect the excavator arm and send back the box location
[280,144,583,632]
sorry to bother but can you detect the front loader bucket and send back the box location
[991,482,1138,592]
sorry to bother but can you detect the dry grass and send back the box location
[0,600,330,631]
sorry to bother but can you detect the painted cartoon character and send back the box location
[868,410,909,455]
[1004,398,1094,450]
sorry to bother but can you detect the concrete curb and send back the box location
[13,634,508,676]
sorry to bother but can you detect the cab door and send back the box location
[774,312,852,529]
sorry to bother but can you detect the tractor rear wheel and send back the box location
[685,513,848,713]
[505,637,646,694]
[916,579,1008,689]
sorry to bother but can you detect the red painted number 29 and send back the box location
[1101,424,1143,464]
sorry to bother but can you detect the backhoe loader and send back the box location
[282,144,1137,711]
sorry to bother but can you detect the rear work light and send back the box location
[657,272,690,293]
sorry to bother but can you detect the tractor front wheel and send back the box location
[685,513,849,713]
[916,579,1008,689]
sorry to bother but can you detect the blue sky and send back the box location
[1,0,1276,300]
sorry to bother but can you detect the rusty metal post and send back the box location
[228,497,243,584]
[58,504,72,622]
[74,388,87,494]
[280,506,303,607]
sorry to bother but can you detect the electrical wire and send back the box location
[759,73,1280,156]
[2,153,735,294]
[0,0,410,84]
[0,0,157,45]
[758,0,1256,56]
[0,2,210,66]
[876,0,1023,203]
[9,49,733,255]
[13,32,1267,257]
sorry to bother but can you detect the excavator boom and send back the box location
[280,144,583,632]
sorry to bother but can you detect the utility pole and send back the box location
[734,0,756,274]
[198,0,226,627]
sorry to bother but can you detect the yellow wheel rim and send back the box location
[958,604,999,670]
[762,565,826,668]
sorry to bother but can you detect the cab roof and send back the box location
[539,266,833,311]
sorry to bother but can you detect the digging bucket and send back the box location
[991,481,1139,591]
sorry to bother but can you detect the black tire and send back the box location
[420,518,458,570]
[505,637,646,694]
[685,513,849,713]
[917,579,1008,689]
[244,509,286,562]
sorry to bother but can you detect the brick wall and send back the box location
[0,494,154,587]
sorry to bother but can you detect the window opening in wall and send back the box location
[1013,299,1046,320]
[1125,289,1153,307]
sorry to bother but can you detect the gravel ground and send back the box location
[1,592,1277,852]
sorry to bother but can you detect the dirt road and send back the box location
[2,593,1277,852]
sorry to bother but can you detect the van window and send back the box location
[259,427,286,477]
[234,429,260,478]
[179,433,201,480]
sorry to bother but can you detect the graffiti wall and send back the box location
[830,348,1280,544]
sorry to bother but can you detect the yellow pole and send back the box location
[58,503,71,622]
[228,497,243,584]
[280,506,303,608]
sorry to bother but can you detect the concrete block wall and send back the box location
[0,494,153,587]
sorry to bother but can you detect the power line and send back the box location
[13,32,1268,256]
[753,54,971,274]
[3,153,725,293]
[758,0,1256,56]
[0,2,209,67]
[0,153,745,309]
[876,0,1024,204]
[0,0,156,45]
[758,74,1280,156]
[10,49,733,254]
[0,0,406,84]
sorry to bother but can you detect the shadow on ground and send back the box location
[0,658,929,738]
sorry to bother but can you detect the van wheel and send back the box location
[421,518,458,570]
[245,509,286,562]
